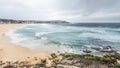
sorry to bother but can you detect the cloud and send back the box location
[0,0,120,22]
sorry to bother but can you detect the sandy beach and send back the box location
[0,24,50,62]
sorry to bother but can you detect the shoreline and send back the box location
[0,24,120,68]
[0,24,50,62]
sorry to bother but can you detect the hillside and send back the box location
[0,19,69,24]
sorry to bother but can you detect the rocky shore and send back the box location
[82,45,118,54]
[0,18,69,24]
[0,52,120,68]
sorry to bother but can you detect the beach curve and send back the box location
[0,24,50,62]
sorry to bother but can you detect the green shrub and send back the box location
[104,54,113,58]
[115,64,120,68]
[83,54,94,59]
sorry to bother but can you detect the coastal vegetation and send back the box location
[115,64,120,68]
[0,18,69,24]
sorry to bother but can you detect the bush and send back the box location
[104,54,113,58]
[83,54,94,60]
[115,64,120,68]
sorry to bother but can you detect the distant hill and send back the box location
[0,18,69,24]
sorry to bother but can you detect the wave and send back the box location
[35,32,53,37]
[5,23,120,54]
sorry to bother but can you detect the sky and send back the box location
[0,0,120,22]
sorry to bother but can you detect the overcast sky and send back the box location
[0,0,120,22]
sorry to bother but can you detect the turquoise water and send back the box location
[6,23,120,54]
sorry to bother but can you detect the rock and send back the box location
[100,46,117,53]
[74,63,82,67]
[0,61,3,66]
[56,64,80,68]
[91,45,118,53]
[56,64,66,68]
[83,49,91,53]
[91,46,101,50]
[57,51,60,53]
[50,63,57,68]
[51,53,57,59]
[33,59,47,68]
[59,59,74,65]
[3,65,14,68]
[33,64,39,68]
[41,59,47,64]
[38,62,46,67]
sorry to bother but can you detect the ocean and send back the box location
[6,23,120,55]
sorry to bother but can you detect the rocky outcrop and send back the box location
[91,45,117,53]
[0,53,120,68]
